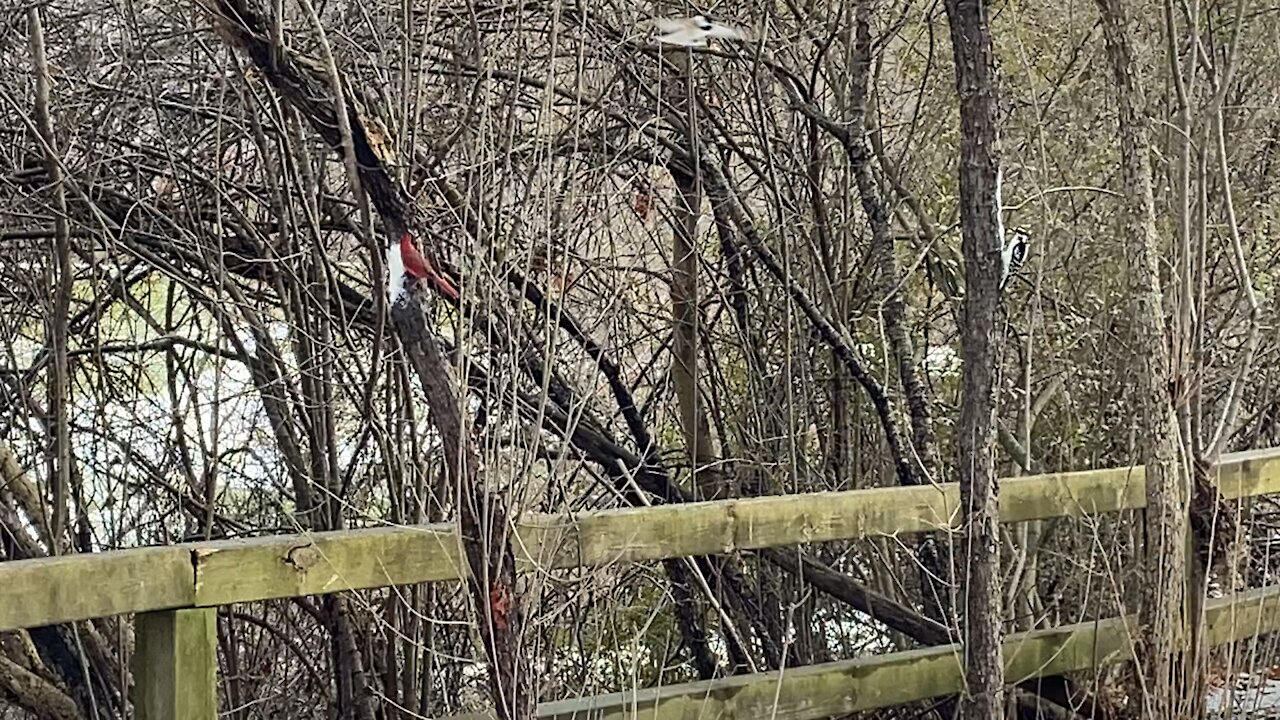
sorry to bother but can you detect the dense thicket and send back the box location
[2,0,1278,717]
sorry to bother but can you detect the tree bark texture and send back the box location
[1094,0,1193,716]
[28,2,72,556]
[847,0,952,625]
[392,297,531,719]
[664,50,722,502]
[201,1,533,717]
[942,0,1006,716]
[671,169,721,500]
[660,44,772,676]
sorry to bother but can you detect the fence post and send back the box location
[132,608,217,719]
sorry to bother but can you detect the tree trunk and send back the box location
[393,296,531,720]
[943,0,1006,716]
[848,0,952,626]
[28,1,72,557]
[1094,0,1193,716]
[665,49,722,502]
[202,1,534,716]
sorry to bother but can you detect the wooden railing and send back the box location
[5,447,1280,718]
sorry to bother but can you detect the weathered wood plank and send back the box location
[518,465,1150,573]
[191,523,463,606]
[518,448,1278,573]
[528,619,1126,720]
[1214,447,1280,500]
[518,584,1280,720]
[1205,583,1280,646]
[0,448,1277,632]
[0,546,192,630]
[133,608,217,720]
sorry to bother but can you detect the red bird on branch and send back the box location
[396,232,459,302]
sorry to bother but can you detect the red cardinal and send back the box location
[399,232,459,302]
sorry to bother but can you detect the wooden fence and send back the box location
[5,447,1280,718]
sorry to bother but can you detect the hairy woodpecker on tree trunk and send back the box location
[1000,228,1030,293]
[994,165,1029,294]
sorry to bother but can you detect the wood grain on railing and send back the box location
[1,448,1277,633]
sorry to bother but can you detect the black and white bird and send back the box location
[652,14,747,47]
[1000,228,1030,292]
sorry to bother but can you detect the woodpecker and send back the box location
[652,14,747,47]
[1000,228,1030,293]
[388,232,459,305]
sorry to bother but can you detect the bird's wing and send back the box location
[652,17,694,34]
[655,28,709,46]
[702,21,746,39]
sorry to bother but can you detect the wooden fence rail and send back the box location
[4,447,1280,718]
[446,585,1280,720]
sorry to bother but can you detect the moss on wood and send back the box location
[0,449,1276,633]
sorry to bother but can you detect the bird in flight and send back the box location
[652,14,747,47]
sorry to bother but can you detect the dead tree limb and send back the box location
[198,1,532,716]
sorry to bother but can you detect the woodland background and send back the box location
[1,0,1279,717]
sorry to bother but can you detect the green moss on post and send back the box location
[133,608,217,720]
